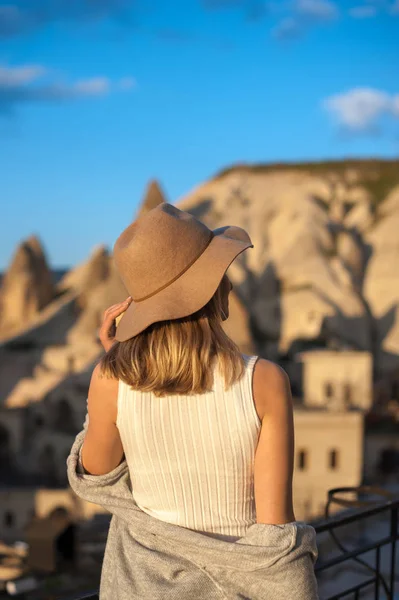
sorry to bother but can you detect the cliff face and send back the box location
[177,159,399,373]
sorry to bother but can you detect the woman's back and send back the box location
[116,354,261,538]
[82,204,295,535]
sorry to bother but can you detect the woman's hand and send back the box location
[98,297,132,352]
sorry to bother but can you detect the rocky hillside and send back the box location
[0,160,398,408]
[178,159,399,376]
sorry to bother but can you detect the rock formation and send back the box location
[0,236,55,338]
[66,257,127,345]
[136,179,167,218]
[58,245,110,296]
[178,159,399,375]
[222,290,255,356]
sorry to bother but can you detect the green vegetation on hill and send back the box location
[214,158,399,209]
[215,157,399,177]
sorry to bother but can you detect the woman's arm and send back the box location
[80,363,124,475]
[253,359,296,524]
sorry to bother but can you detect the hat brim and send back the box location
[115,225,253,342]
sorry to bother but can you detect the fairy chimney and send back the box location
[136,179,167,219]
[0,236,55,336]
[58,245,110,294]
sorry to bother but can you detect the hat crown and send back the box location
[113,203,213,301]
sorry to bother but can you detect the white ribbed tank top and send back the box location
[116,354,261,538]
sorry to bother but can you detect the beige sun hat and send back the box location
[113,202,253,342]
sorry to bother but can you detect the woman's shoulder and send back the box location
[252,359,291,421]
[91,362,119,389]
[240,355,289,388]
[253,358,289,381]
[89,364,119,420]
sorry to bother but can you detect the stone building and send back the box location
[0,347,372,533]
[289,349,372,519]
[0,368,91,490]
[300,350,373,411]
[0,487,107,542]
[292,406,364,520]
[0,402,366,536]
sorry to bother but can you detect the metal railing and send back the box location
[314,486,398,599]
[66,487,399,600]
[66,594,99,600]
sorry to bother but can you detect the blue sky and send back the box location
[0,0,398,270]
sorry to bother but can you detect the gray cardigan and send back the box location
[67,423,320,600]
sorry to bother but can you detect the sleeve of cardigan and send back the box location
[76,400,90,475]
[77,446,88,474]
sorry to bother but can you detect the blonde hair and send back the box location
[99,280,244,396]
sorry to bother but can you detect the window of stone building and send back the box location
[343,383,353,406]
[297,450,308,470]
[4,511,14,528]
[329,449,339,470]
[34,415,44,428]
[377,447,399,475]
[7,340,36,351]
[39,444,58,487]
[324,382,334,400]
[0,425,11,464]
[67,355,75,374]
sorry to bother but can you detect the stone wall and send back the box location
[300,350,373,411]
[0,488,108,541]
[293,409,364,520]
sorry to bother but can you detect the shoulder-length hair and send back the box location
[98,280,244,396]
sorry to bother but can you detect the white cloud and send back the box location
[272,17,302,39]
[273,0,338,40]
[392,95,399,117]
[348,1,399,17]
[0,64,47,86]
[349,5,378,17]
[118,76,136,90]
[0,0,132,38]
[73,77,110,96]
[295,0,339,20]
[390,0,399,13]
[323,88,399,132]
[0,63,135,114]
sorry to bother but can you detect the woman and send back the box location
[70,202,319,598]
